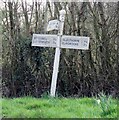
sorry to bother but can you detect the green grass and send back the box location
[1,97,118,118]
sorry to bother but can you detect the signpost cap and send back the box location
[59,9,66,15]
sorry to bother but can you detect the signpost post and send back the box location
[32,9,90,97]
[50,10,66,97]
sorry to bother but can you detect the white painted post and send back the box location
[50,9,66,97]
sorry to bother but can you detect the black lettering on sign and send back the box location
[38,41,50,44]
[62,42,78,46]
[83,40,88,46]
[62,38,79,43]
[40,37,47,40]
[33,36,50,45]
[53,38,57,44]
[34,36,37,40]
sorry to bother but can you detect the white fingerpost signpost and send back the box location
[32,9,90,97]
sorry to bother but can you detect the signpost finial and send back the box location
[59,9,66,22]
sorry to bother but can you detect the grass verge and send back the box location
[1,97,118,118]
